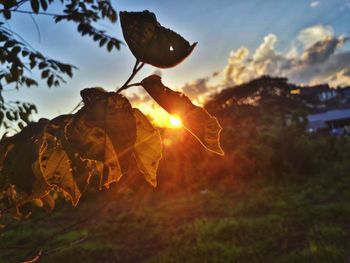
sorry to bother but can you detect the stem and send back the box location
[117,59,144,93]
[125,82,142,89]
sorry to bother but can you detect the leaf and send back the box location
[47,74,54,87]
[39,115,90,206]
[1,119,51,208]
[120,10,197,68]
[66,108,122,188]
[99,38,107,47]
[79,88,136,174]
[133,108,162,187]
[141,75,224,155]
[40,0,48,11]
[31,0,40,13]
[107,40,114,52]
[3,10,11,20]
[40,192,56,212]
[41,69,49,79]
[39,138,81,206]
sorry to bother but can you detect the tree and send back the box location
[0,0,122,133]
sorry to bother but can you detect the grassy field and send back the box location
[1,171,350,263]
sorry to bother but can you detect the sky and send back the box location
[2,0,350,124]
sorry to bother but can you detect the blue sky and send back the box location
[2,0,350,120]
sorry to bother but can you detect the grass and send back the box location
[1,172,350,263]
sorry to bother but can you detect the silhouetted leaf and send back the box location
[120,10,197,68]
[141,75,224,155]
[47,75,54,87]
[30,0,40,13]
[107,40,114,52]
[41,70,49,79]
[4,40,15,48]
[99,37,107,47]
[38,62,47,69]
[40,0,48,11]
[3,10,11,20]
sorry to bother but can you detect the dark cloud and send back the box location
[301,36,345,65]
[181,77,210,101]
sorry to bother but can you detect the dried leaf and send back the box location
[141,75,224,155]
[2,119,50,196]
[40,136,81,206]
[66,108,122,188]
[41,192,56,212]
[120,10,197,68]
[79,88,136,175]
[0,119,51,212]
[133,108,162,187]
[39,115,86,206]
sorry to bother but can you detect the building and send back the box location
[307,107,350,135]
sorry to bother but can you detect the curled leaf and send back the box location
[78,88,136,175]
[66,108,122,188]
[120,10,197,68]
[39,115,83,206]
[141,75,224,155]
[133,108,162,187]
[2,119,49,195]
[0,119,51,211]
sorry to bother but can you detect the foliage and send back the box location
[0,0,122,132]
[0,10,224,218]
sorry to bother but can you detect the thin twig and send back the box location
[6,9,61,17]
[117,59,145,93]
[29,14,41,43]
[125,82,142,89]
[68,100,83,114]
[1,26,37,52]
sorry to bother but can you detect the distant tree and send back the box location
[206,76,309,126]
[0,0,122,133]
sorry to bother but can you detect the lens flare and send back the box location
[170,116,182,127]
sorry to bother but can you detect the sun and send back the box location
[170,116,182,128]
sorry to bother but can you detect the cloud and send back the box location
[253,34,277,62]
[152,69,162,77]
[310,1,320,8]
[217,25,350,88]
[297,25,333,48]
[181,77,210,103]
[223,47,251,86]
[300,36,345,65]
[341,2,350,10]
[327,68,350,87]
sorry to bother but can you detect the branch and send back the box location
[117,60,144,93]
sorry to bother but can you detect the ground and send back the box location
[1,172,350,263]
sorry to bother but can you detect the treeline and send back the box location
[125,76,350,193]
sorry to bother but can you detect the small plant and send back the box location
[0,10,224,218]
